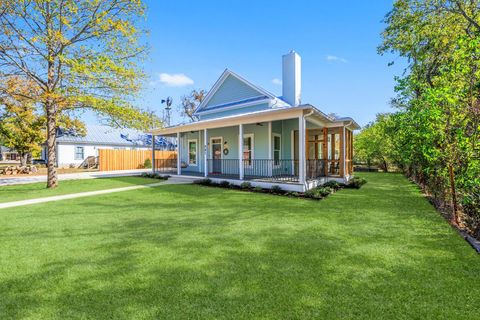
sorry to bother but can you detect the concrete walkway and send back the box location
[0,176,196,209]
[0,169,151,186]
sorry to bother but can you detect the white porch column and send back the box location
[268,121,272,176]
[298,116,305,184]
[152,134,155,174]
[204,128,208,177]
[239,124,244,180]
[343,126,346,178]
[177,132,181,175]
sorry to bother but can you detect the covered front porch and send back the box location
[151,107,355,192]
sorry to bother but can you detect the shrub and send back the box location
[194,178,212,185]
[316,187,332,197]
[271,185,283,194]
[253,186,263,192]
[143,158,152,169]
[322,180,344,191]
[346,177,367,189]
[304,190,317,199]
[219,180,230,188]
[240,182,252,189]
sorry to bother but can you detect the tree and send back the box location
[0,78,45,166]
[179,89,206,122]
[379,0,480,229]
[0,0,156,188]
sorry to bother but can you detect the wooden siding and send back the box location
[98,149,176,171]
[206,75,263,108]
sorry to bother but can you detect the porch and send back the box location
[150,108,355,192]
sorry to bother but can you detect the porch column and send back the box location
[268,121,272,176]
[177,132,181,175]
[204,128,208,177]
[298,116,305,184]
[342,126,346,177]
[152,134,155,174]
[239,124,244,180]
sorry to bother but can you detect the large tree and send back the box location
[0,0,155,188]
[179,89,206,122]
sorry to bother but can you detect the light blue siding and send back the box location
[205,75,262,108]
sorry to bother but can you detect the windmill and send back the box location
[161,97,173,126]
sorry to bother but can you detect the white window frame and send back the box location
[187,139,198,166]
[273,133,281,167]
[242,133,254,168]
[74,146,84,160]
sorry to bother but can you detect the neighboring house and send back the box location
[151,51,360,192]
[0,146,19,163]
[42,125,174,168]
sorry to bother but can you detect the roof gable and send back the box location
[195,70,277,115]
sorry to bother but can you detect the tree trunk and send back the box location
[19,153,27,166]
[46,105,58,188]
[448,164,459,226]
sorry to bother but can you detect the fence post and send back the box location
[152,135,155,174]
[239,124,244,180]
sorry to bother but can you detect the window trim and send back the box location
[272,133,281,167]
[187,139,198,166]
[74,146,84,160]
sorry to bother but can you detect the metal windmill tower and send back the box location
[161,97,173,126]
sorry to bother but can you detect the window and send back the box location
[188,139,197,166]
[74,146,84,160]
[273,134,281,166]
[243,134,254,166]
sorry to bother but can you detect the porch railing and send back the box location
[244,159,299,182]
[207,159,240,178]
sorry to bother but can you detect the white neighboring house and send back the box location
[0,146,19,163]
[42,125,150,168]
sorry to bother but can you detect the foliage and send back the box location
[0,0,160,188]
[219,180,230,188]
[143,158,152,169]
[346,177,368,189]
[378,0,480,234]
[193,178,212,186]
[240,182,252,190]
[0,77,45,165]
[271,185,283,194]
[254,186,263,192]
[179,89,206,122]
[322,180,344,191]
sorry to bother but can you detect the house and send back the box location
[150,51,360,192]
[42,125,175,168]
[0,146,19,163]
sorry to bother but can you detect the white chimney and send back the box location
[282,51,301,106]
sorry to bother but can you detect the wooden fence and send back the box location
[98,149,176,171]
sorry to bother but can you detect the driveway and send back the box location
[0,169,151,186]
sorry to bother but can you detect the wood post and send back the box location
[323,128,328,176]
[298,116,305,184]
[177,132,181,175]
[239,124,244,180]
[152,135,155,174]
[204,129,208,177]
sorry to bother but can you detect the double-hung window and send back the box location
[273,134,281,166]
[74,146,84,160]
[243,134,254,167]
[188,139,198,166]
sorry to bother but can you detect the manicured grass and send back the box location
[0,176,159,203]
[0,173,478,319]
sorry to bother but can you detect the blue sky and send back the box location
[87,1,404,127]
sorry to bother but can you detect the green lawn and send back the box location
[0,173,478,319]
[0,176,159,203]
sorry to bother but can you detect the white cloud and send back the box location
[152,73,194,87]
[272,78,282,86]
[326,55,348,63]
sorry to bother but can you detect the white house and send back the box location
[42,125,154,168]
[150,51,360,192]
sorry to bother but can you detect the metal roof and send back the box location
[56,125,154,147]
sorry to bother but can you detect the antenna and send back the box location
[161,97,173,126]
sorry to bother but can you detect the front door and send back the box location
[211,138,222,173]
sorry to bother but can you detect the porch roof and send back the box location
[150,105,360,136]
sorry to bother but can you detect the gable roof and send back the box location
[194,69,279,115]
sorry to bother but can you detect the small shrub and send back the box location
[322,180,344,191]
[253,186,263,192]
[154,174,170,180]
[271,185,283,194]
[219,180,230,188]
[316,187,332,197]
[141,172,149,178]
[240,181,252,189]
[346,177,367,189]
[144,158,152,169]
[194,178,212,185]
[304,190,316,199]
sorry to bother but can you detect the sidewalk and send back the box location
[0,169,151,186]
